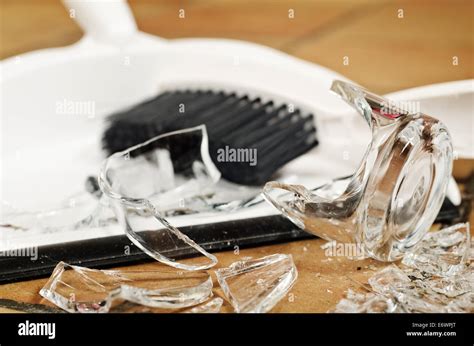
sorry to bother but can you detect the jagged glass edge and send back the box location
[39,261,213,313]
[183,297,224,313]
[401,222,471,277]
[99,126,219,271]
[216,254,298,313]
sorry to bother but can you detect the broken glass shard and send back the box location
[392,290,449,313]
[428,265,474,298]
[183,297,224,313]
[108,296,224,313]
[100,124,262,215]
[334,243,473,314]
[99,125,273,270]
[39,262,213,313]
[368,265,411,294]
[215,254,297,313]
[0,191,101,231]
[402,223,471,277]
[333,289,399,313]
[393,265,473,313]
[1,128,261,234]
[99,126,223,270]
[367,265,437,312]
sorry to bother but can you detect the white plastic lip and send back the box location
[386,79,474,101]
[0,36,351,119]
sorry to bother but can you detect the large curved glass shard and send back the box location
[100,126,221,270]
[215,254,297,313]
[39,262,213,313]
[182,297,224,313]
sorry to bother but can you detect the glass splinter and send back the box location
[39,262,213,313]
[182,297,224,313]
[99,126,221,270]
[333,289,399,313]
[402,223,471,277]
[215,254,297,313]
[335,223,474,313]
[368,265,412,294]
[334,228,474,314]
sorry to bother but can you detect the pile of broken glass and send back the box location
[40,253,298,313]
[333,223,473,313]
[38,126,471,313]
[34,126,302,313]
[34,125,471,313]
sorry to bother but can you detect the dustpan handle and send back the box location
[62,0,138,44]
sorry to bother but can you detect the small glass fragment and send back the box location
[335,223,474,313]
[183,297,224,313]
[215,254,297,313]
[368,265,411,294]
[429,265,474,298]
[40,262,213,313]
[392,290,449,313]
[402,223,471,277]
[334,256,473,313]
[108,296,224,313]
[333,289,399,313]
[99,126,271,271]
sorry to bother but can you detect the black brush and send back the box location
[102,90,318,185]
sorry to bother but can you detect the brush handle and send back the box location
[62,0,138,44]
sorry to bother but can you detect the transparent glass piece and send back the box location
[263,80,453,262]
[336,257,473,313]
[394,263,474,312]
[402,223,471,277]
[183,297,224,313]
[39,262,213,313]
[392,289,450,313]
[368,265,411,294]
[215,254,297,313]
[0,192,100,231]
[99,126,222,270]
[429,270,474,298]
[1,124,262,234]
[333,289,399,313]
[158,179,262,217]
[100,124,261,214]
[106,296,224,313]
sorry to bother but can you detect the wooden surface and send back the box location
[0,0,473,313]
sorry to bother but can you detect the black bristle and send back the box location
[102,89,319,185]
